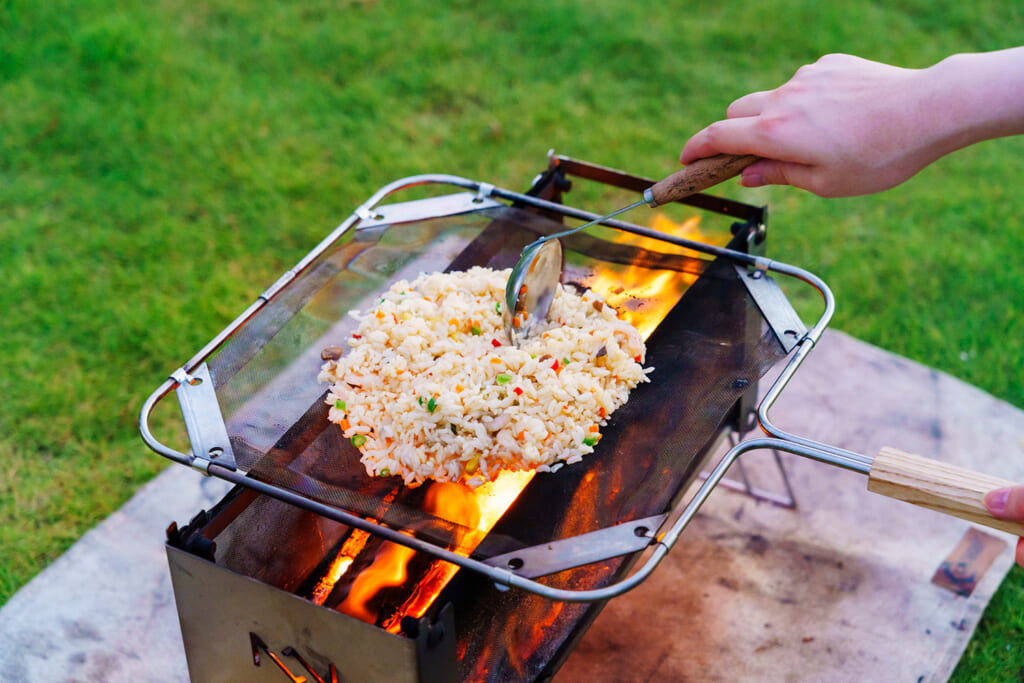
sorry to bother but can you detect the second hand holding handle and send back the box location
[645,154,759,207]
[868,446,1024,536]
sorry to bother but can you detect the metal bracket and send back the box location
[355,204,385,222]
[354,192,502,230]
[482,513,668,579]
[735,263,806,353]
[475,182,495,202]
[173,363,237,473]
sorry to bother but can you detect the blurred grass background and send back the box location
[1,0,1022,678]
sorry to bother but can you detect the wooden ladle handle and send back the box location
[646,154,759,207]
[867,446,1024,536]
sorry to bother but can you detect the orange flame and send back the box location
[310,488,400,606]
[337,540,417,624]
[309,528,367,605]
[426,481,483,531]
[584,214,707,338]
[334,471,535,631]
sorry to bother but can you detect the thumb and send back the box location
[984,485,1024,521]
[740,159,818,192]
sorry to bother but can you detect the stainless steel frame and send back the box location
[140,173,875,603]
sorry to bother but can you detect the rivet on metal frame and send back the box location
[172,363,237,474]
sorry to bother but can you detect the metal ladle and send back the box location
[503,154,758,344]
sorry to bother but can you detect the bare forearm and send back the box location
[680,49,1024,197]
[927,48,1024,154]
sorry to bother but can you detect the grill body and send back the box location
[150,154,819,681]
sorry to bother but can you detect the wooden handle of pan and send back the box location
[867,446,1024,536]
[647,154,759,207]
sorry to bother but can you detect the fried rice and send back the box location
[318,266,650,487]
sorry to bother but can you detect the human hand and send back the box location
[984,486,1024,569]
[680,50,1024,198]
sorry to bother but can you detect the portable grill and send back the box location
[140,151,1020,682]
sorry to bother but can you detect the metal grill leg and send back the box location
[699,430,798,509]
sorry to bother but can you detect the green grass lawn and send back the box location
[1,0,1022,678]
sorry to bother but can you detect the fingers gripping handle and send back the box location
[645,154,759,207]
[867,447,1024,536]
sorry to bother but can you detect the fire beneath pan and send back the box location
[585,213,707,338]
[335,473,534,631]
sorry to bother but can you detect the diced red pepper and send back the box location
[491,338,502,348]
[634,355,642,363]
[513,387,523,396]
[352,334,362,339]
